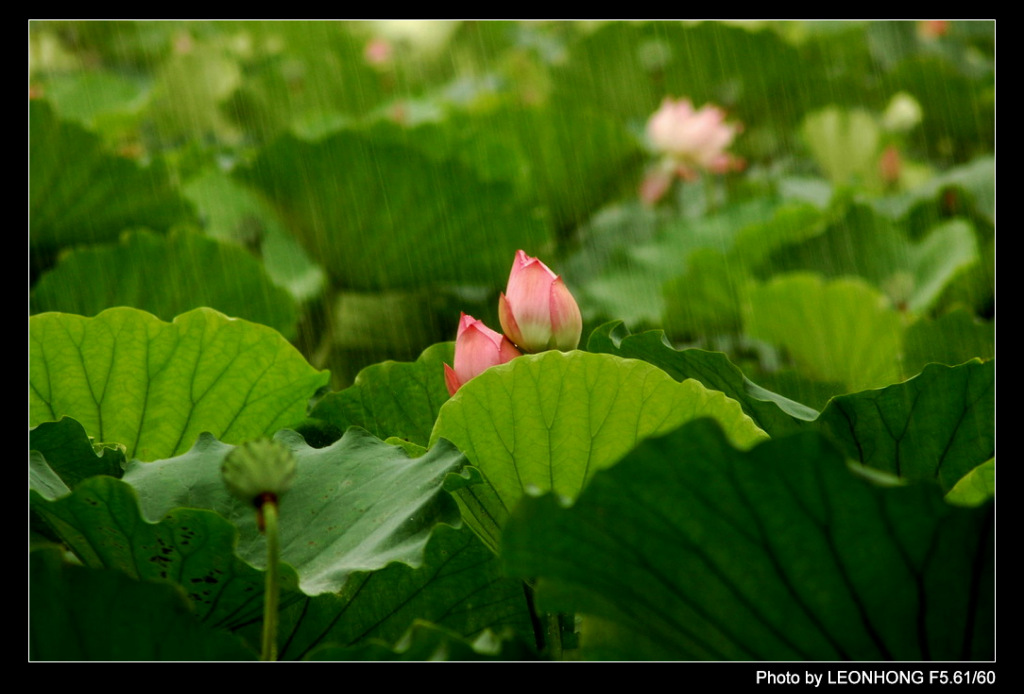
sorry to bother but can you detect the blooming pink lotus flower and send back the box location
[646,97,741,179]
[498,250,583,353]
[444,313,522,396]
[363,37,393,66]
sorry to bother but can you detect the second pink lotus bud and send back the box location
[498,250,583,353]
[444,312,522,396]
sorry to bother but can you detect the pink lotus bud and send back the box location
[498,250,583,353]
[444,313,522,396]
[646,97,741,174]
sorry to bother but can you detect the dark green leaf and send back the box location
[503,419,993,660]
[310,342,454,448]
[30,546,257,661]
[30,229,301,339]
[588,321,818,436]
[816,360,994,492]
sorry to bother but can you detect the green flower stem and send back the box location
[259,495,281,662]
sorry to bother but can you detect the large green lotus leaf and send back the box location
[29,307,330,461]
[430,350,767,552]
[120,427,465,595]
[234,126,550,291]
[31,468,531,659]
[30,229,300,339]
[310,342,454,448]
[503,419,994,661]
[743,273,905,393]
[246,523,534,660]
[29,99,194,261]
[305,621,538,661]
[815,360,993,493]
[587,322,818,437]
[30,546,256,661]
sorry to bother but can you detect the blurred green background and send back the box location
[29,20,994,402]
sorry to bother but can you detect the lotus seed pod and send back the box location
[222,438,297,506]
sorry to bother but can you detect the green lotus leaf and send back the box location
[310,342,454,448]
[30,546,256,661]
[29,99,194,261]
[503,419,993,661]
[816,359,994,493]
[120,427,466,595]
[588,321,819,437]
[30,416,126,489]
[31,458,531,658]
[30,228,300,339]
[234,126,550,291]
[29,307,330,461]
[257,524,534,660]
[743,273,905,393]
[430,350,767,552]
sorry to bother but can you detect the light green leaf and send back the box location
[945,459,994,507]
[503,419,993,661]
[430,350,767,552]
[121,427,466,595]
[181,168,325,303]
[765,204,979,314]
[905,219,979,312]
[743,273,905,393]
[30,307,330,461]
[801,107,881,186]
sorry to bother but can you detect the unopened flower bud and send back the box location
[444,313,522,396]
[498,250,583,353]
